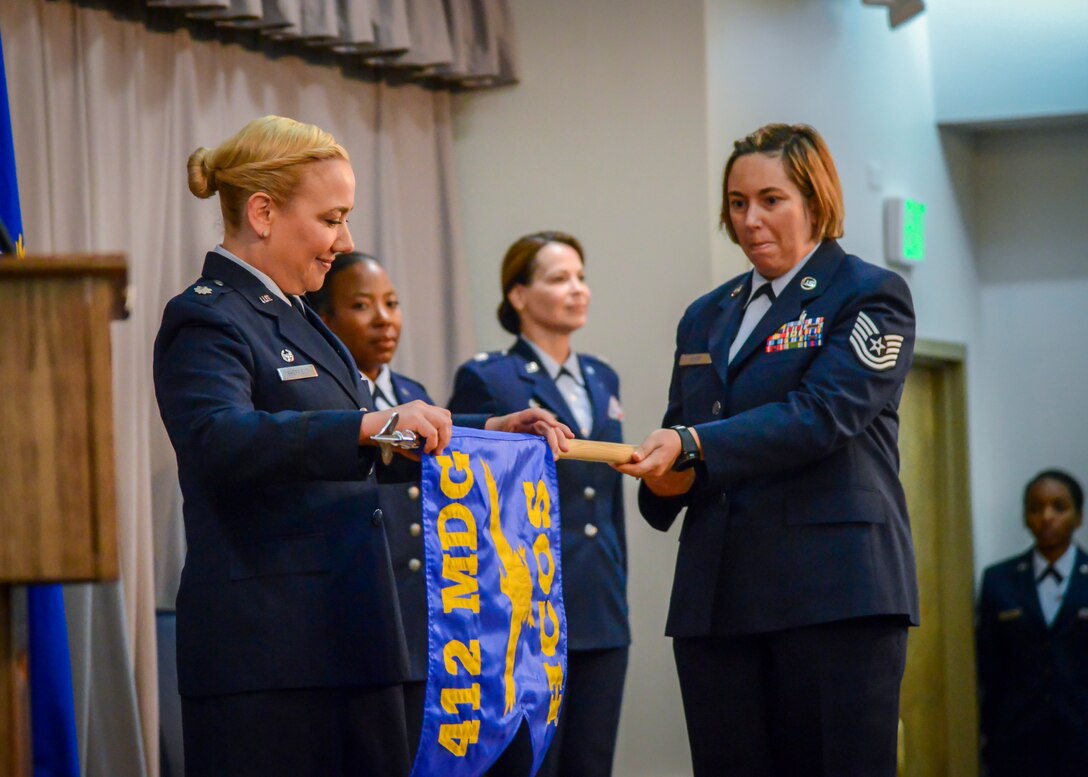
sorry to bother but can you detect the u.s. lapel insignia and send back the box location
[730,285,744,298]
[525,361,540,374]
[259,294,273,304]
[585,364,595,376]
[608,395,624,421]
[849,311,904,372]
[193,285,212,295]
[280,349,295,363]
[800,276,817,291]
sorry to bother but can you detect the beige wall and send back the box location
[451,1,709,774]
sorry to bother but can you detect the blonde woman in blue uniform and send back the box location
[154,117,570,777]
[448,231,630,777]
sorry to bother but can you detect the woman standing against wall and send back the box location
[448,231,630,777]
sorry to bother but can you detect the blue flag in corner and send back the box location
[413,428,567,777]
[1,28,80,777]
[0,32,25,257]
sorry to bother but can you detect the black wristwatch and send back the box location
[670,425,700,471]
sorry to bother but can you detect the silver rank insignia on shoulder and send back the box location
[193,285,212,295]
[525,361,540,374]
[730,285,744,298]
[259,294,273,304]
[473,352,490,362]
[800,276,817,291]
[280,349,295,363]
[849,311,904,372]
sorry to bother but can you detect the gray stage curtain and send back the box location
[52,0,519,89]
[2,0,477,774]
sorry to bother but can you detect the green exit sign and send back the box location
[884,197,926,266]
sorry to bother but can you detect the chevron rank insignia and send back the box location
[849,312,904,371]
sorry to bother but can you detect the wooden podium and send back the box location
[0,254,126,776]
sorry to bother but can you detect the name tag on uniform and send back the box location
[278,364,318,381]
[679,353,712,367]
[997,608,1022,622]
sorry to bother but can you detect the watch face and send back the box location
[672,452,698,472]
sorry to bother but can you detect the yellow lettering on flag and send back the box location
[441,555,480,613]
[438,451,475,499]
[438,503,478,551]
[438,721,481,757]
[443,639,482,676]
[441,684,482,713]
[522,480,551,529]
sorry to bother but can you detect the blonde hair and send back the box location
[720,123,844,243]
[187,115,349,231]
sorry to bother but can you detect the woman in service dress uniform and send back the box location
[310,251,435,757]
[154,117,569,777]
[448,230,630,777]
[618,124,919,777]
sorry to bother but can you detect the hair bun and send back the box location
[186,147,217,198]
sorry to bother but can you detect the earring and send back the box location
[262,229,270,239]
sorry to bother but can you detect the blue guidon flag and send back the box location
[412,427,567,777]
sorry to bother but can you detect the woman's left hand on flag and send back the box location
[485,408,574,459]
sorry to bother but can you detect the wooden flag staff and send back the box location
[371,415,637,465]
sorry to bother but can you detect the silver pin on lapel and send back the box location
[730,285,743,298]
[281,349,295,363]
[526,361,540,374]
[801,276,817,291]
[259,294,273,303]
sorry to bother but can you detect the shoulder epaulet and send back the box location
[471,348,509,364]
[187,278,227,302]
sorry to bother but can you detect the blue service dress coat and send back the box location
[154,251,411,697]
[448,338,631,651]
[640,239,920,637]
[976,546,1088,776]
[370,371,434,681]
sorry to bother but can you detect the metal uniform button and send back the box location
[371,508,383,526]
[408,558,422,572]
[409,522,422,537]
[407,485,420,501]
[584,523,598,538]
[711,400,722,416]
[583,486,596,501]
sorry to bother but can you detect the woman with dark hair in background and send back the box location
[308,251,434,757]
[977,469,1088,777]
[618,123,919,777]
[448,231,630,777]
